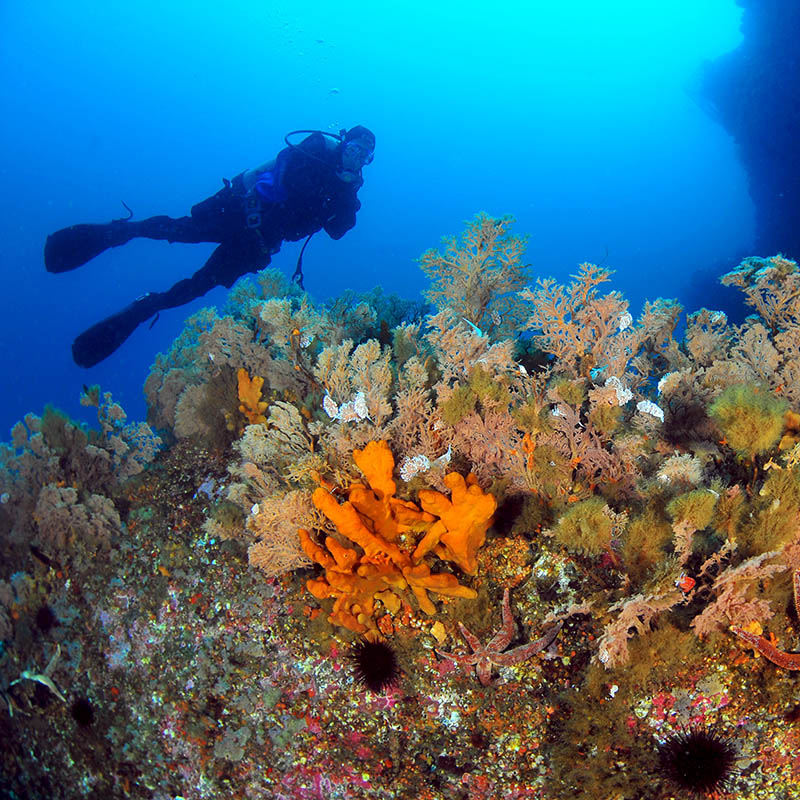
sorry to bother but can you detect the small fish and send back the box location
[461,317,486,337]
[29,545,59,570]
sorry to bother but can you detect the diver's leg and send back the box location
[127,183,248,245]
[71,236,269,367]
[145,233,271,309]
[44,215,224,273]
[45,185,244,273]
[119,215,217,244]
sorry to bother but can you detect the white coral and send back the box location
[352,391,370,420]
[657,371,681,395]
[324,391,371,423]
[604,376,632,405]
[399,454,431,482]
[636,399,664,422]
[323,394,339,419]
[656,453,703,486]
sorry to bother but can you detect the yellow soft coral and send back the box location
[299,440,488,633]
[237,368,268,425]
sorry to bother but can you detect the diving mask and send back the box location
[342,139,374,169]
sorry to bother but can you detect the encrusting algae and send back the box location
[4,216,800,797]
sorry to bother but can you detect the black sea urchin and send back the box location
[34,604,57,633]
[70,697,95,727]
[658,726,738,797]
[350,639,400,693]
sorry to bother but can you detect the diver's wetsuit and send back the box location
[45,131,364,367]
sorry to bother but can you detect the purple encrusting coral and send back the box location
[2,216,800,798]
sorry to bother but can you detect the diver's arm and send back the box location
[324,194,360,240]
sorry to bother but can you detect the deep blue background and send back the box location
[0,1,750,435]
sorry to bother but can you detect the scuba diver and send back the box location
[44,125,376,367]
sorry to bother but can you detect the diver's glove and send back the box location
[45,221,136,273]
[72,293,161,367]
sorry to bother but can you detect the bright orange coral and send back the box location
[299,441,489,633]
[402,562,478,615]
[353,440,396,499]
[299,528,408,632]
[414,472,497,575]
[310,487,410,568]
[349,441,435,542]
[237,368,268,425]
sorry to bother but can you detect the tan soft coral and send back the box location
[299,440,492,632]
[419,213,530,339]
[520,263,681,383]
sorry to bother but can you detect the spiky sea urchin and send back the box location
[70,697,95,727]
[658,726,738,797]
[350,639,400,693]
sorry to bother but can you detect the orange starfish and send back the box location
[730,568,800,670]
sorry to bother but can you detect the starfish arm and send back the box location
[435,648,478,667]
[457,622,484,653]
[486,589,514,652]
[794,568,800,619]
[731,625,800,670]
[492,621,564,666]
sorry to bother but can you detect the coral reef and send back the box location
[3,217,800,798]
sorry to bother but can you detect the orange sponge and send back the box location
[237,368,268,425]
[415,472,497,575]
[298,441,490,632]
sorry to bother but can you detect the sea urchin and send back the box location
[350,638,400,693]
[658,726,738,797]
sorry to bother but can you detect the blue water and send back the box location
[0,1,749,436]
